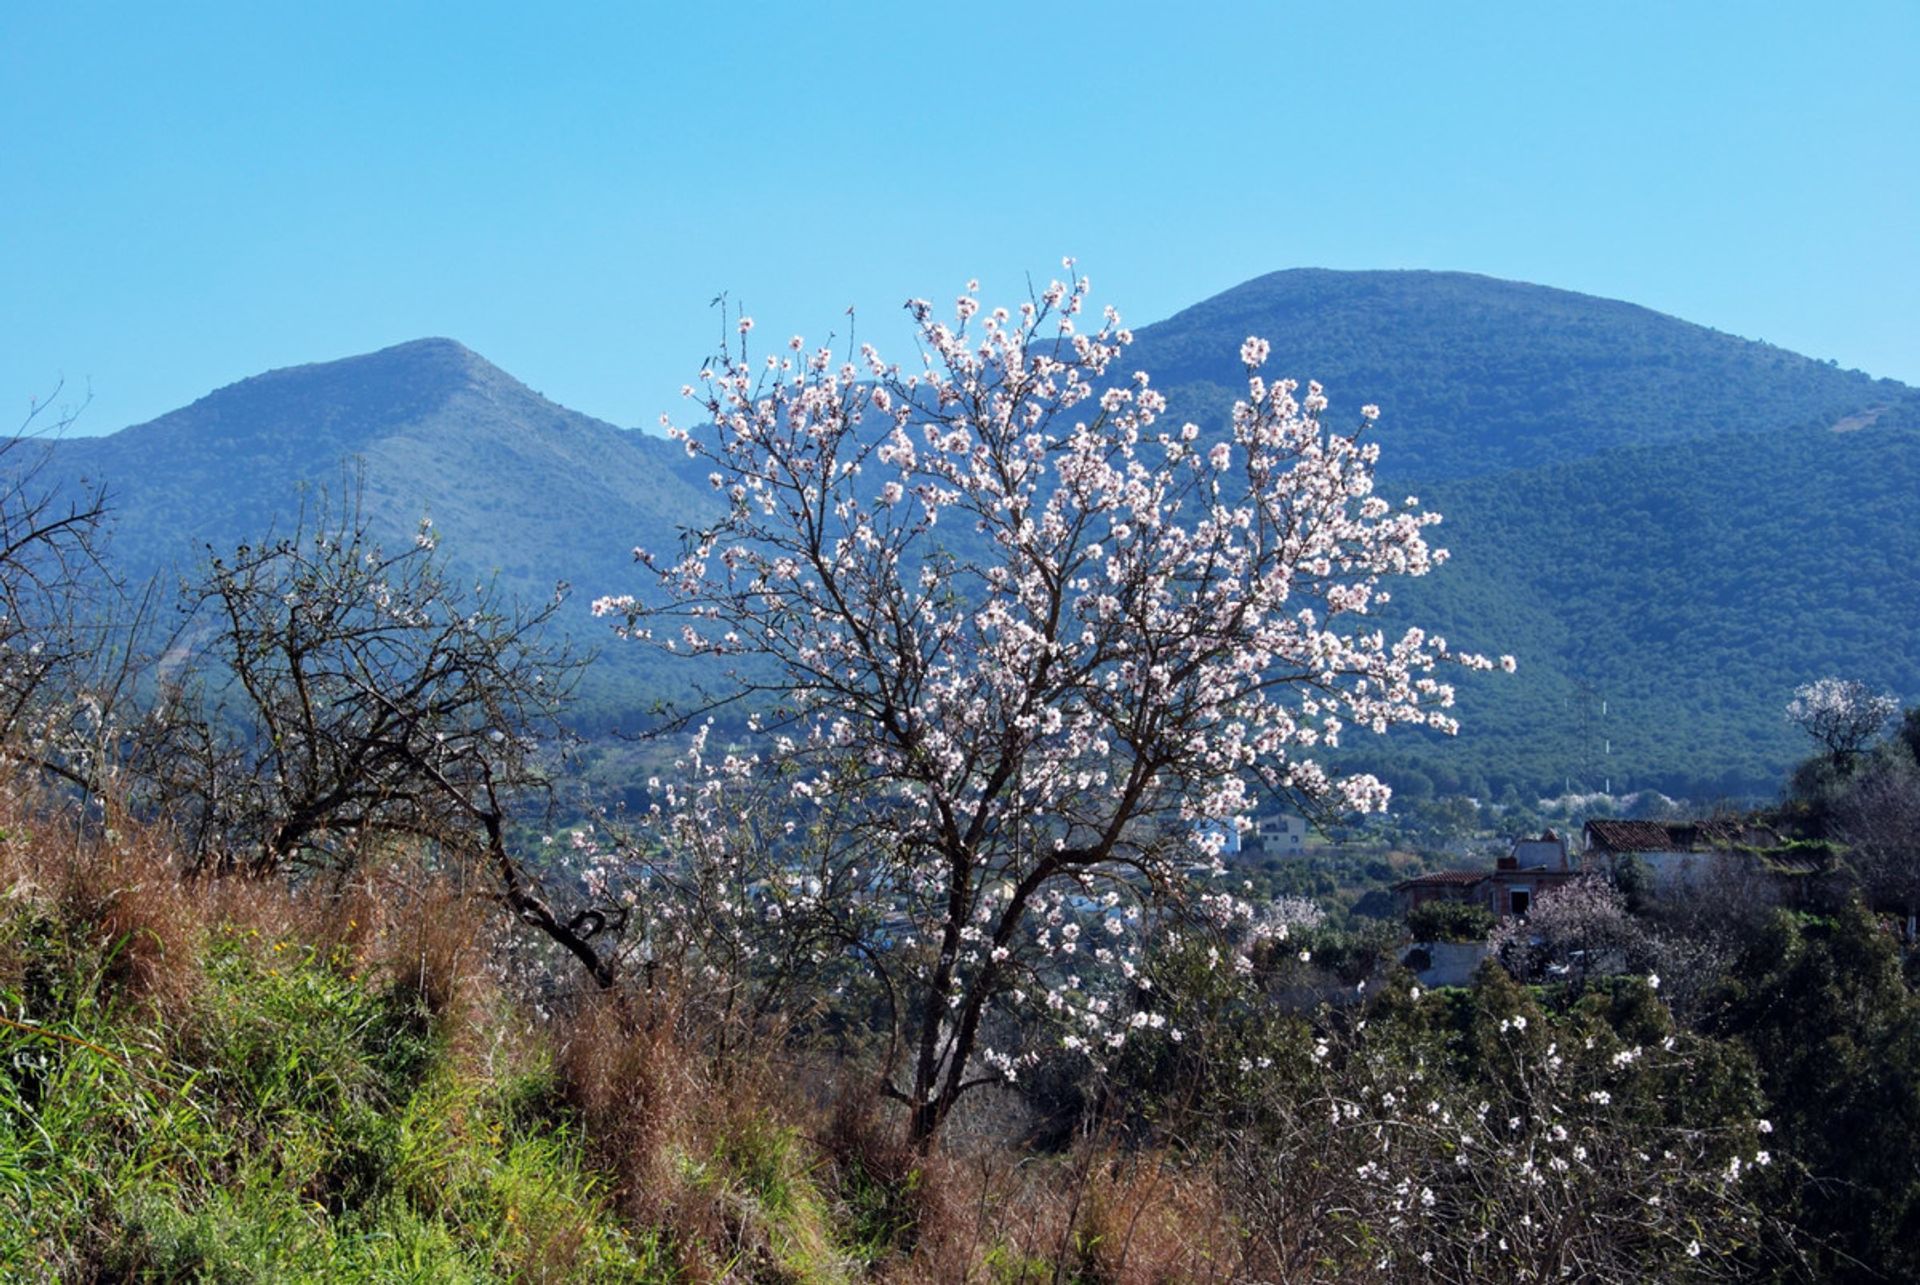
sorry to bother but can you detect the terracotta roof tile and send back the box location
[1393,870,1487,890]
[1584,817,1778,853]
[1584,819,1680,851]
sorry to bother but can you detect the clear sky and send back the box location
[4,2,1914,436]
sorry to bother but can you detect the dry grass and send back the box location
[0,791,211,1019]
[553,986,813,1280]
[330,855,501,1039]
[0,777,1264,1281]
[876,1143,1246,1285]
[555,989,700,1226]
[0,777,505,1069]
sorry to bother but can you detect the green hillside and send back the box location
[19,272,1918,792]
[50,338,711,593]
[39,338,722,722]
[1342,400,1920,799]
[1131,269,1902,479]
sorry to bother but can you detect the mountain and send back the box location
[1349,402,1920,799]
[19,274,1920,795]
[36,338,721,717]
[1125,271,1920,797]
[1130,269,1904,480]
[48,337,711,585]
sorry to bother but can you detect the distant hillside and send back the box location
[49,337,711,583]
[18,273,1918,793]
[37,338,721,719]
[1129,269,1903,479]
[1341,399,1920,799]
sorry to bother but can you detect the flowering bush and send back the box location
[1786,676,1900,765]
[1106,955,1787,1280]
[1490,876,1651,988]
[1242,973,1779,1280]
[596,265,1507,1146]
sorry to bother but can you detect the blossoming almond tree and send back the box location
[1489,876,1651,989]
[596,264,1509,1148]
[1786,676,1900,767]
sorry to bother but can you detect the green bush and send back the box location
[1406,898,1495,943]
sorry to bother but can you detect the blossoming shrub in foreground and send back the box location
[1109,948,1789,1281]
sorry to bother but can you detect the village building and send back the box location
[1243,812,1310,857]
[1392,830,1584,920]
[1580,816,1838,906]
[1583,817,1773,890]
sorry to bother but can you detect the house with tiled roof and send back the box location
[1393,830,1586,920]
[1582,818,1776,893]
[1582,816,1839,903]
[1393,869,1488,913]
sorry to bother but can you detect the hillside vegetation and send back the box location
[19,271,1919,792]
[42,338,718,716]
[1130,269,1903,479]
[0,781,1824,1282]
[1344,405,1920,797]
[18,749,1920,1281]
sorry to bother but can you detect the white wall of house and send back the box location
[1510,836,1568,869]
[1404,941,1491,988]
[1605,848,1742,892]
[1252,813,1308,855]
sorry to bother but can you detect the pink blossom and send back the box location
[603,266,1509,1148]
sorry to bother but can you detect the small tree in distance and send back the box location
[596,264,1511,1148]
[1491,876,1650,990]
[1787,676,1900,769]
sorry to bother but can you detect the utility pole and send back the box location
[1567,681,1610,797]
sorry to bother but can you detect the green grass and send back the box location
[0,915,669,1281]
[682,1112,852,1281]
[0,835,1240,1281]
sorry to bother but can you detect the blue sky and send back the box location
[4,2,1914,436]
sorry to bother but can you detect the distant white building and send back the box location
[1247,813,1310,857]
[1194,818,1242,858]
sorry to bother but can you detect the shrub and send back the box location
[1407,899,1496,943]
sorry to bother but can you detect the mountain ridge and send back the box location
[1130,268,1906,479]
[17,268,1918,792]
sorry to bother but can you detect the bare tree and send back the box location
[0,382,145,794]
[137,483,620,983]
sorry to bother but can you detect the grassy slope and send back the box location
[0,798,1222,1282]
[0,836,667,1279]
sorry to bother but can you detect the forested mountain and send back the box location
[19,274,1918,795]
[1131,269,1903,479]
[34,337,721,715]
[1341,400,1920,798]
[45,337,710,590]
